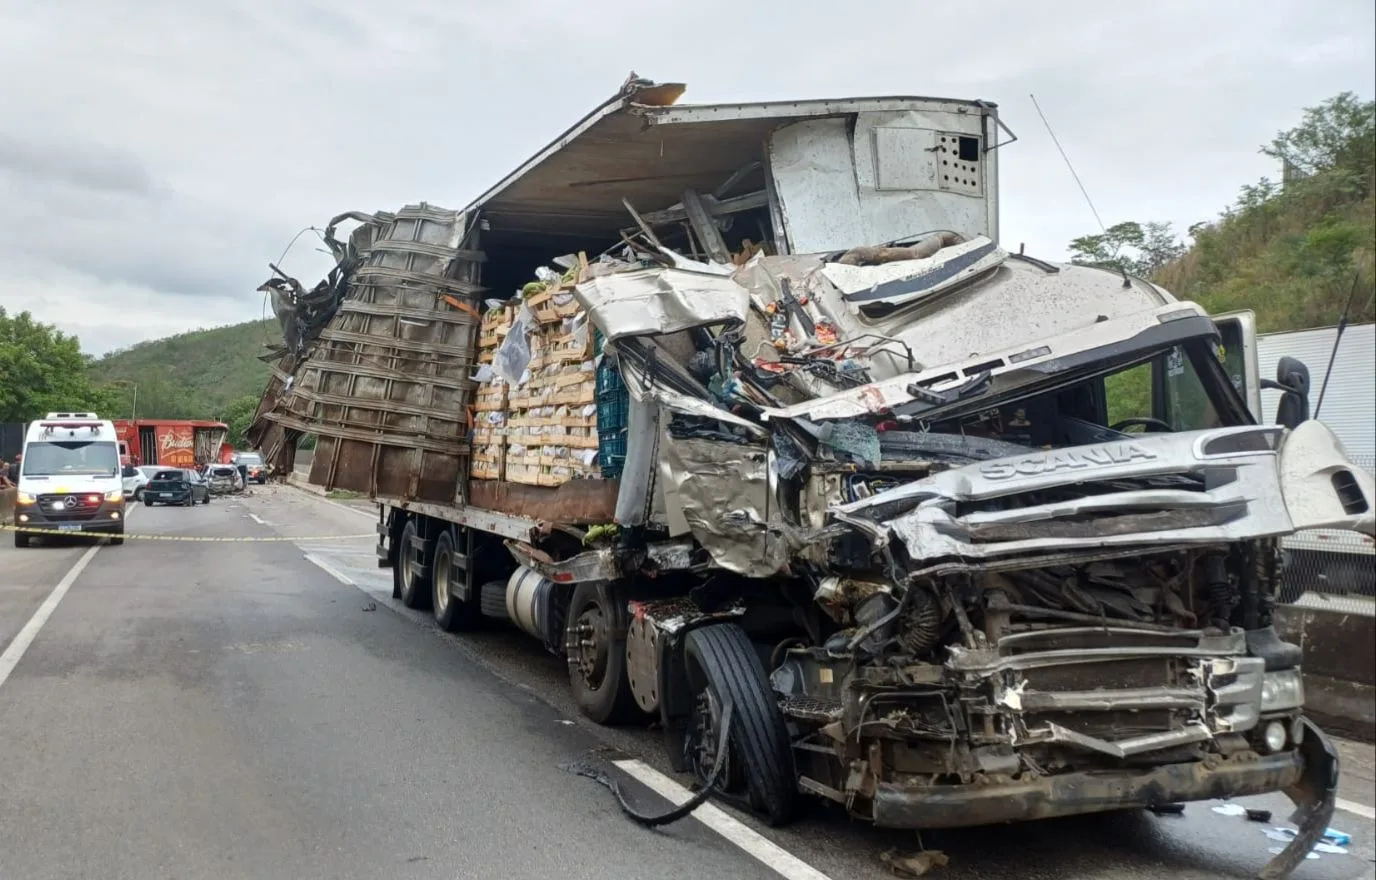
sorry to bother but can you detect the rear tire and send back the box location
[398,520,431,609]
[431,530,480,632]
[566,581,643,725]
[683,622,800,827]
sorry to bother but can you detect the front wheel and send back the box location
[14,530,30,548]
[682,623,801,827]
[144,498,153,507]
[108,527,124,547]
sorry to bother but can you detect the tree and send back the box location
[0,308,118,422]
[1262,91,1375,190]
[1067,220,1186,278]
[220,394,260,448]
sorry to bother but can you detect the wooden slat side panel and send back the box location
[266,205,484,505]
[468,479,620,525]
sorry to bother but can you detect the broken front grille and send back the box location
[952,627,1261,759]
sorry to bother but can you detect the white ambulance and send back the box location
[12,413,126,548]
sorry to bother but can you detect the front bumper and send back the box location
[872,717,1337,877]
[874,746,1300,828]
[15,501,126,533]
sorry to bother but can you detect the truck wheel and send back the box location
[397,520,431,609]
[683,622,800,827]
[14,530,30,548]
[108,527,124,547]
[145,498,153,507]
[431,530,479,631]
[567,581,642,725]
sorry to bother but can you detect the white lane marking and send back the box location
[247,513,269,525]
[0,502,133,688]
[1336,797,1376,820]
[611,758,835,880]
[304,553,356,586]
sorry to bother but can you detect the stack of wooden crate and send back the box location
[505,276,600,487]
[469,305,515,481]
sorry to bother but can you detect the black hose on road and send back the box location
[564,699,736,828]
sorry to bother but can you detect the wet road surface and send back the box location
[1,484,1373,880]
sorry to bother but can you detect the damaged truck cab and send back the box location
[249,77,1373,877]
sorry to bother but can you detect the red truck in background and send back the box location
[114,420,233,469]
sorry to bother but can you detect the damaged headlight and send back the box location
[1260,668,1305,712]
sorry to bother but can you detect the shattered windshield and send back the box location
[874,336,1245,464]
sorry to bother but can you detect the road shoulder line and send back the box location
[0,535,109,689]
[304,552,357,586]
[1335,797,1376,820]
[611,758,835,880]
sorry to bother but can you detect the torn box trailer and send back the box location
[249,77,1373,875]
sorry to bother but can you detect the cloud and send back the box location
[0,0,1371,355]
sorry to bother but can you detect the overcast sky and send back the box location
[1,0,1372,356]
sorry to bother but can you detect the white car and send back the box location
[121,464,164,501]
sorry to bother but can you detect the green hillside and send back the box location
[1070,91,1375,331]
[89,318,281,426]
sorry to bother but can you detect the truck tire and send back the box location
[14,530,30,548]
[108,527,124,547]
[683,622,800,827]
[398,519,431,609]
[431,530,480,632]
[566,581,642,725]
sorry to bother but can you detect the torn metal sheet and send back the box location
[618,357,768,438]
[659,430,793,577]
[574,267,750,341]
[758,300,1214,422]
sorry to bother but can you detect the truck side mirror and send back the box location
[1262,355,1311,430]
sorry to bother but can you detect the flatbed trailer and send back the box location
[249,76,1373,877]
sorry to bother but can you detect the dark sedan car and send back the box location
[143,468,210,507]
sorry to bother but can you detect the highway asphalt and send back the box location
[1,485,1373,880]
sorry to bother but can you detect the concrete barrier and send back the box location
[1,486,14,523]
[1275,604,1376,741]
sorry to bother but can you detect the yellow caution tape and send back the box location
[2,524,374,542]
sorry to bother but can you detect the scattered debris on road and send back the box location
[879,847,949,877]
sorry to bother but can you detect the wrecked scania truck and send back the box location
[248,77,1374,876]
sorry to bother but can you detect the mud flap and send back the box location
[1257,717,1338,880]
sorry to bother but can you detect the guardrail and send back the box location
[1278,452,1375,618]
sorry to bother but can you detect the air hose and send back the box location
[565,700,736,828]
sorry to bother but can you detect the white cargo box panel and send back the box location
[463,80,1005,258]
